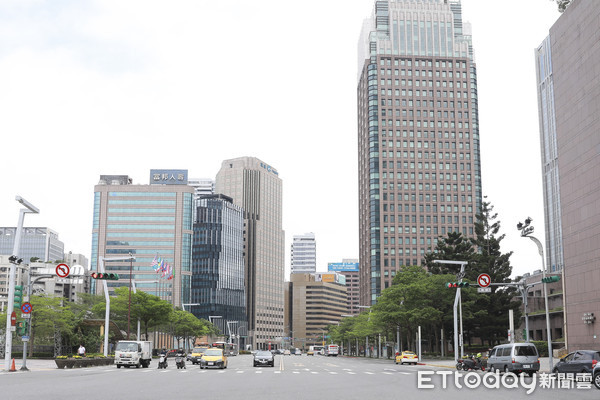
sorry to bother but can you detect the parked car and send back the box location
[395,351,418,365]
[552,350,600,374]
[283,349,291,355]
[487,342,539,376]
[253,350,275,367]
[199,348,228,369]
[593,361,600,389]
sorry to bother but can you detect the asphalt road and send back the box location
[1,355,598,400]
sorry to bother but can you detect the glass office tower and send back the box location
[216,157,285,350]
[92,173,194,307]
[357,0,482,304]
[191,194,246,345]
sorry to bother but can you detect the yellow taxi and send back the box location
[395,351,418,365]
[190,346,208,365]
[199,348,228,369]
[307,350,315,356]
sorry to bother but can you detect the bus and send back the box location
[324,344,339,357]
[211,341,237,356]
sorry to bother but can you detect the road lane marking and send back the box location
[364,372,374,375]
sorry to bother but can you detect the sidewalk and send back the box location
[1,358,56,372]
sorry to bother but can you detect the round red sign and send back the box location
[477,273,491,288]
[56,263,70,278]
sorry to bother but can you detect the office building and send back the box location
[92,171,194,307]
[290,233,316,275]
[515,270,564,344]
[216,157,285,350]
[357,0,482,305]
[191,194,247,345]
[0,227,64,263]
[287,273,347,349]
[328,260,360,315]
[535,0,600,350]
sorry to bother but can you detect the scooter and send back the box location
[158,354,168,369]
[175,354,186,369]
[461,355,485,371]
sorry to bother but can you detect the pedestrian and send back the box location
[78,344,86,357]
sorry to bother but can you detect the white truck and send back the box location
[114,340,152,368]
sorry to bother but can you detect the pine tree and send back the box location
[469,200,522,346]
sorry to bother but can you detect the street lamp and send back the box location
[433,259,468,363]
[518,217,553,371]
[4,196,39,372]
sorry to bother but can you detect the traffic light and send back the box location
[91,272,119,280]
[14,285,23,309]
[542,275,560,283]
[445,282,470,288]
[16,321,26,336]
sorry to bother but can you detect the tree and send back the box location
[469,200,522,346]
[372,266,456,353]
[423,231,475,274]
[92,287,173,340]
[169,309,211,349]
[29,294,77,353]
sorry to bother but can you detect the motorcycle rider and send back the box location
[158,348,168,369]
[176,348,186,369]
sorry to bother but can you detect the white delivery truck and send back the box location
[115,341,152,368]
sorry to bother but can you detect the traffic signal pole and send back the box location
[434,259,467,363]
[4,196,38,372]
[97,256,135,356]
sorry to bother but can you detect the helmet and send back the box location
[476,353,482,358]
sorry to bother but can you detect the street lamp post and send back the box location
[4,196,39,372]
[518,217,553,371]
[433,260,467,363]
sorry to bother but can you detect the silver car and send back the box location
[487,343,539,376]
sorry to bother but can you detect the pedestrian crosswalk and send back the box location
[85,367,416,376]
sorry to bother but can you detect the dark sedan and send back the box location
[253,350,275,367]
[552,350,600,374]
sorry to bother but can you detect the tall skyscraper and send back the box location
[357,0,482,305]
[535,0,600,351]
[191,194,247,347]
[290,232,316,275]
[216,157,285,350]
[92,171,194,307]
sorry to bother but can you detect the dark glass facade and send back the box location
[191,194,246,340]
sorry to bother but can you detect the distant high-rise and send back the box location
[0,227,64,262]
[92,171,194,307]
[216,157,284,350]
[328,259,360,315]
[290,233,316,275]
[535,0,600,351]
[192,194,246,345]
[357,0,482,305]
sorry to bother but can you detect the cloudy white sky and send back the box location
[0,0,562,279]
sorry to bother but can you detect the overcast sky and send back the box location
[0,0,562,279]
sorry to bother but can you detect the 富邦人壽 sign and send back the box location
[150,169,188,185]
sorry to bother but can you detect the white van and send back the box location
[487,343,539,376]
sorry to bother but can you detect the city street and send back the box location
[1,354,598,400]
